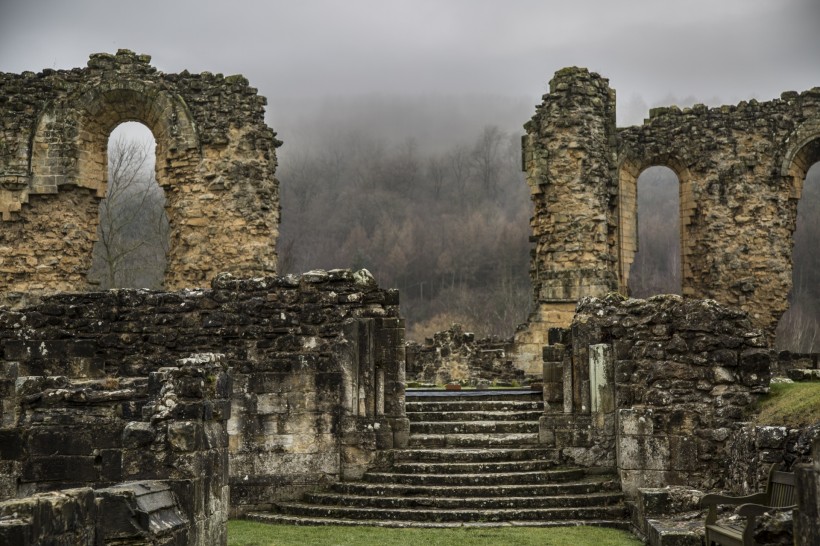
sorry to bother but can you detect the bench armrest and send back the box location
[737,503,797,517]
[702,492,768,507]
[702,492,768,524]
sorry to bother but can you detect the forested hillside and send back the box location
[276,123,533,339]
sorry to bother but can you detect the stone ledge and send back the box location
[646,516,703,546]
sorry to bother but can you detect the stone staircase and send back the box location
[249,390,628,528]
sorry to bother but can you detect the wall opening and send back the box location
[776,160,820,352]
[628,166,681,297]
[88,122,169,289]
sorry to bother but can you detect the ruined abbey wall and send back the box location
[538,294,771,494]
[0,50,280,294]
[520,67,820,358]
[0,270,407,524]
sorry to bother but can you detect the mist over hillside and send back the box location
[97,94,820,349]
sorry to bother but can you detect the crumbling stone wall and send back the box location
[405,325,525,386]
[726,423,820,494]
[773,351,820,378]
[538,294,771,495]
[515,67,618,375]
[0,481,220,545]
[0,49,280,294]
[519,67,820,364]
[0,353,231,546]
[0,269,407,516]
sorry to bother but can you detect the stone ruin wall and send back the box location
[405,325,525,387]
[0,49,280,295]
[727,422,819,495]
[516,67,820,374]
[1,352,231,546]
[538,294,771,495]
[0,270,407,544]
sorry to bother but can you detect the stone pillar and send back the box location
[513,67,618,375]
[131,353,232,546]
[795,437,820,546]
[378,317,409,450]
[523,67,619,327]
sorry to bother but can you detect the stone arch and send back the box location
[72,81,200,195]
[776,122,820,349]
[616,153,694,296]
[0,51,280,297]
[781,118,820,199]
[75,83,201,289]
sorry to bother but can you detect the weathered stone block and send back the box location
[618,435,670,471]
[619,408,654,436]
[122,421,155,448]
[168,421,204,452]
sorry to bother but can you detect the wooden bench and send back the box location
[702,464,797,546]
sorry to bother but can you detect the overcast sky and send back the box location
[1,0,818,128]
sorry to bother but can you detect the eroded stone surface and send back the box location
[538,294,770,492]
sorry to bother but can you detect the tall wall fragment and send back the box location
[514,67,619,374]
[0,49,281,294]
[520,66,820,365]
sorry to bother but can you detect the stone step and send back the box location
[390,458,556,474]
[406,400,543,412]
[273,502,629,523]
[408,432,540,448]
[248,512,632,530]
[406,390,543,404]
[410,420,539,435]
[390,447,555,463]
[407,410,544,422]
[303,491,625,510]
[362,468,587,486]
[331,477,622,498]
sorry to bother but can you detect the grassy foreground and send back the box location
[227,521,641,546]
[755,382,820,427]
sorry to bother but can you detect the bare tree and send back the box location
[447,145,473,193]
[471,125,504,194]
[88,131,169,289]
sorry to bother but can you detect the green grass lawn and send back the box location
[755,381,820,427]
[228,520,642,546]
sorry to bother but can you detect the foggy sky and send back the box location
[1,0,818,127]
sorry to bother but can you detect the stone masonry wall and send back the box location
[619,89,820,336]
[538,294,771,495]
[518,67,820,374]
[0,270,407,516]
[0,49,281,294]
[0,353,231,546]
[405,325,525,386]
[726,423,820,495]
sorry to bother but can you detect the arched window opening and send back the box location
[88,122,169,289]
[628,166,681,297]
[776,161,820,352]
